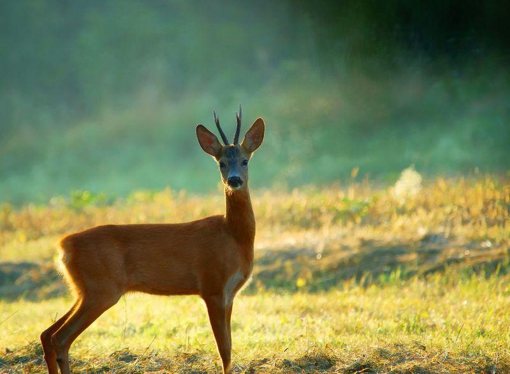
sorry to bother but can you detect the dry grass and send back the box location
[1,173,509,372]
[2,173,508,256]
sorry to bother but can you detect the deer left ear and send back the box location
[241,118,265,153]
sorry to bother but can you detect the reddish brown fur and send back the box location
[60,214,253,297]
[40,115,265,374]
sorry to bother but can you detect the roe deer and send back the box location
[40,106,265,374]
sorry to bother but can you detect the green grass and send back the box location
[2,275,510,373]
[1,175,509,372]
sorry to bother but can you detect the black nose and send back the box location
[227,176,243,188]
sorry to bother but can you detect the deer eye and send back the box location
[242,159,248,166]
[219,161,226,168]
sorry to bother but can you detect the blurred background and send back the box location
[1,0,509,204]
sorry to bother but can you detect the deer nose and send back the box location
[227,176,243,188]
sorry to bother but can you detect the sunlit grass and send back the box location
[2,273,510,373]
[1,175,509,372]
[2,173,508,261]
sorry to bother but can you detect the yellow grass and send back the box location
[1,173,509,372]
[2,275,510,373]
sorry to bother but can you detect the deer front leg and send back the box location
[226,300,233,347]
[204,295,232,374]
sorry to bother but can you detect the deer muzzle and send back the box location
[227,176,243,189]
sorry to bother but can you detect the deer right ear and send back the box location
[196,125,222,157]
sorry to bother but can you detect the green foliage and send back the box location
[69,190,113,211]
[1,1,509,204]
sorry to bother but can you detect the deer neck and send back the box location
[224,186,255,249]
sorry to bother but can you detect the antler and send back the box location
[213,110,229,145]
[233,104,242,144]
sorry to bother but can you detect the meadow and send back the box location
[1,172,509,373]
[2,2,509,372]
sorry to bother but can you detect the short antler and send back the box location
[233,104,242,144]
[213,110,229,145]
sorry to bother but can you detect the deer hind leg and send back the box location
[51,293,120,374]
[41,301,79,374]
[205,295,232,374]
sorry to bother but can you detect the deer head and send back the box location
[196,105,265,191]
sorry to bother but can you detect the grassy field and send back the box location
[1,172,509,373]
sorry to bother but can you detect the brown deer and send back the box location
[40,106,265,374]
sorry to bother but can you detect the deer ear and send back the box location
[241,117,265,153]
[196,125,222,157]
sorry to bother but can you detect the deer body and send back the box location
[61,212,253,297]
[41,108,265,374]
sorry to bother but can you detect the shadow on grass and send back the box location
[2,341,507,374]
[1,234,509,300]
[247,235,510,293]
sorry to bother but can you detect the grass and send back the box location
[2,277,510,373]
[1,173,509,372]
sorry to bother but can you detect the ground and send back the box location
[1,175,509,373]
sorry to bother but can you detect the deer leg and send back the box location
[205,295,232,374]
[51,294,119,374]
[226,300,234,347]
[40,302,78,374]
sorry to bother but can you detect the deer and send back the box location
[40,106,265,374]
